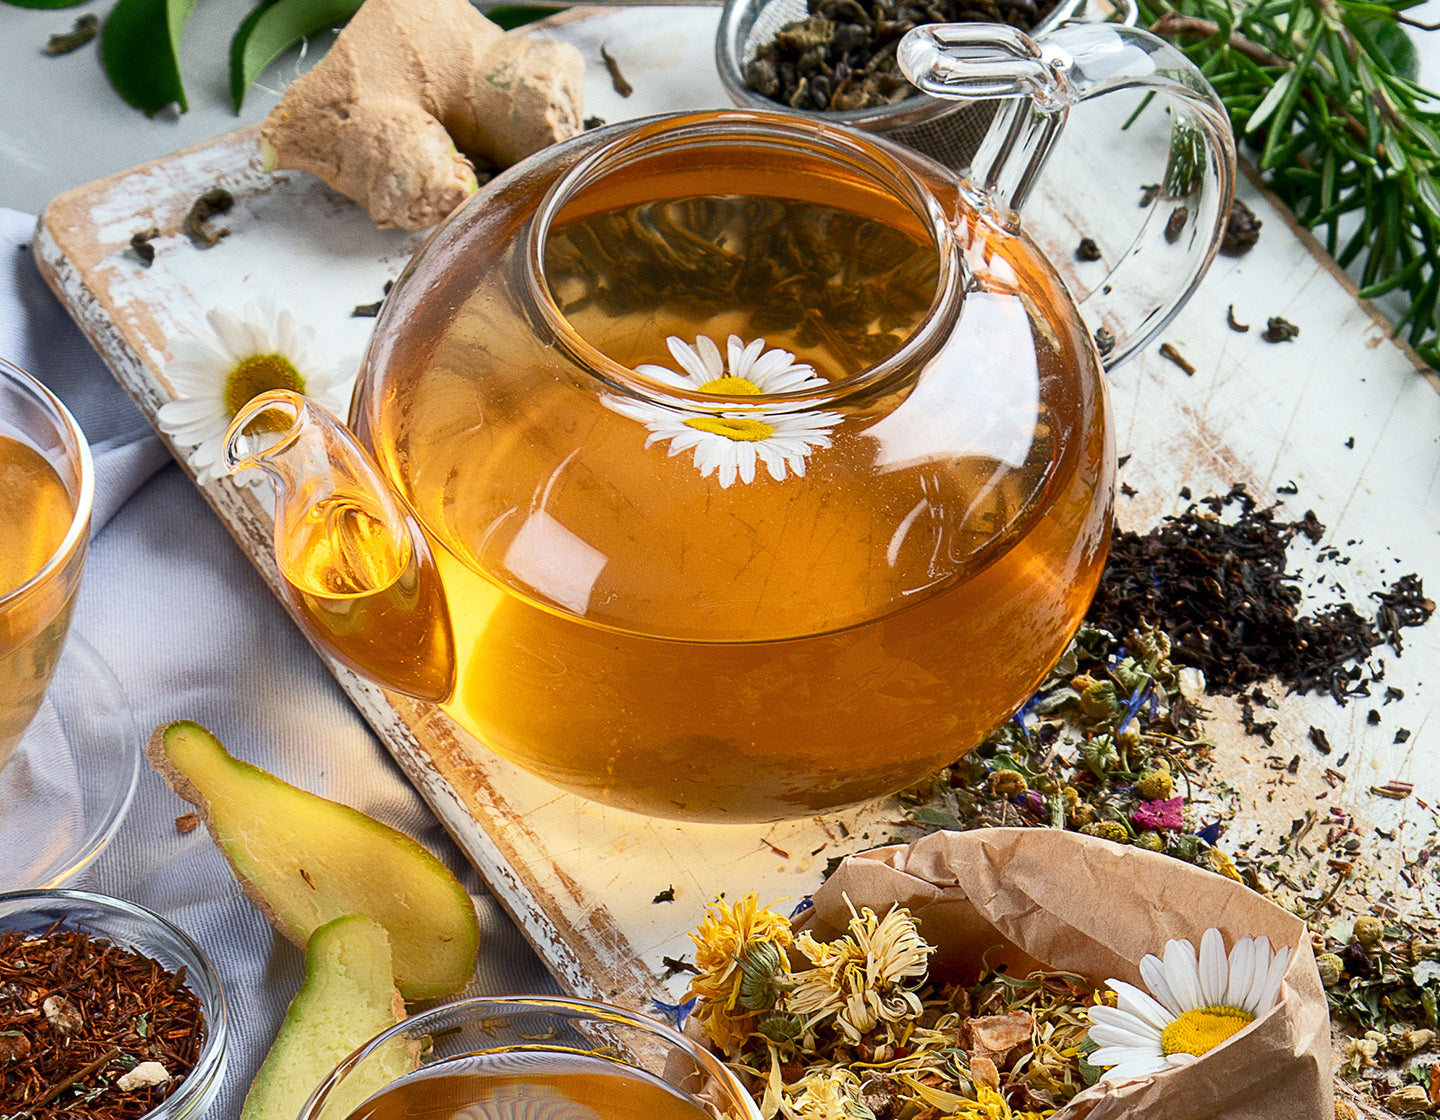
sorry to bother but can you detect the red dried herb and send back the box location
[0,926,205,1118]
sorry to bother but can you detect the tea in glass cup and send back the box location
[0,358,92,773]
[299,997,764,1120]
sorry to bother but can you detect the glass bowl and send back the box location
[0,632,142,890]
[714,0,1127,169]
[299,995,764,1120]
[0,889,229,1119]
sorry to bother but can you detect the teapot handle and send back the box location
[898,21,1235,368]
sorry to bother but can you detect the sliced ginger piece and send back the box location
[147,719,480,1000]
[260,0,584,229]
[242,915,419,1120]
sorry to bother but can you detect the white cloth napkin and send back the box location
[0,206,559,1118]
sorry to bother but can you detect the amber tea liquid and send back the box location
[345,1051,723,1120]
[362,143,1113,820]
[0,433,80,770]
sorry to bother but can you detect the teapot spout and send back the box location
[224,389,456,702]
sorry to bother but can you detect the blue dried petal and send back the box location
[651,996,697,1028]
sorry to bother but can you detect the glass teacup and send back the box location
[0,357,92,773]
[299,996,764,1120]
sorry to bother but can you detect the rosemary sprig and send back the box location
[1139,0,1440,367]
[1140,0,1440,367]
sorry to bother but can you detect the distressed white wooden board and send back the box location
[31,4,1440,1016]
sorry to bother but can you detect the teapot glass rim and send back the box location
[523,108,966,411]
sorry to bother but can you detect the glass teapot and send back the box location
[227,21,1234,823]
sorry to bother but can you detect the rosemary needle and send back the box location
[1140,0,1440,367]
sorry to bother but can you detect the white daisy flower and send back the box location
[157,303,353,484]
[605,334,841,488]
[1087,927,1291,1082]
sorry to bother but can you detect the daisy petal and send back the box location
[1224,935,1257,1010]
[1087,1005,1162,1043]
[1162,936,1203,1012]
[1098,1054,1172,1082]
[1140,952,1186,1018]
[1199,928,1229,1006]
[1108,979,1173,1034]
[1088,1022,1161,1050]
[1249,945,1290,1015]
[1240,937,1276,1012]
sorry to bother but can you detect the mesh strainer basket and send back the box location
[714,0,1132,172]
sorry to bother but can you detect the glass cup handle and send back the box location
[898,21,1236,368]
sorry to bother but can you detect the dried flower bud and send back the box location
[1334,1102,1359,1120]
[988,769,1027,797]
[1134,768,1174,801]
[1353,915,1384,948]
[1079,680,1122,720]
[42,995,83,1034]
[1315,952,1344,987]
[1068,802,1098,827]
[1387,1028,1436,1057]
[1079,821,1130,844]
[1384,1085,1431,1114]
[1134,831,1165,853]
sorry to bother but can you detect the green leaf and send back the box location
[100,0,201,115]
[229,0,362,112]
[1368,17,1420,83]
[1,0,92,8]
[484,5,563,29]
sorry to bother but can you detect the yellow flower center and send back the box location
[685,416,776,442]
[698,375,762,396]
[225,354,306,433]
[1160,1006,1255,1057]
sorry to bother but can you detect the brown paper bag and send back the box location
[795,828,1332,1120]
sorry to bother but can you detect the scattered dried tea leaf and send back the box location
[1159,341,1195,374]
[1221,198,1263,255]
[1075,237,1101,262]
[1093,326,1115,357]
[129,226,159,267]
[601,45,632,97]
[1140,183,1161,206]
[175,811,199,833]
[183,187,234,249]
[1227,304,1250,332]
[44,13,100,56]
[1264,316,1300,342]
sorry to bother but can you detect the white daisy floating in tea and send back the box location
[606,334,841,488]
[1087,927,1291,1082]
[157,303,352,484]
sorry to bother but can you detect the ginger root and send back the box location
[261,0,585,230]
